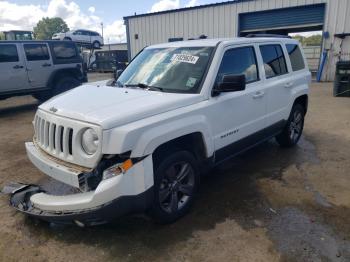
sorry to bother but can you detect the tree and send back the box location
[33,17,69,40]
[291,34,322,46]
[304,34,322,46]
[0,32,5,40]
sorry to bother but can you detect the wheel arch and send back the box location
[152,132,208,167]
[293,94,308,114]
[47,68,82,88]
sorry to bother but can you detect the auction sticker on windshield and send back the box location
[171,54,199,64]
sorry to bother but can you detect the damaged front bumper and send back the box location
[6,143,155,226]
[7,182,153,226]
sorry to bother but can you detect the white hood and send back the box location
[40,83,203,129]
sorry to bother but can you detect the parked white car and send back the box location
[9,36,310,226]
[52,29,104,49]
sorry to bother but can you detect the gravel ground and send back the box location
[0,75,349,262]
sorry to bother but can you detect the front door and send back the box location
[23,43,53,89]
[207,45,267,163]
[0,43,28,92]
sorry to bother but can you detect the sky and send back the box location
[0,0,216,43]
[0,0,320,43]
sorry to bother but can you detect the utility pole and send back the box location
[101,22,104,39]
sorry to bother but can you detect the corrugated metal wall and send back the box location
[322,0,350,81]
[125,0,350,81]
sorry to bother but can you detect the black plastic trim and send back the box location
[46,68,85,88]
[214,120,286,164]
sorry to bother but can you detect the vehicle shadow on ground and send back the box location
[20,136,318,258]
[0,102,38,118]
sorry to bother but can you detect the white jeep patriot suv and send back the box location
[9,36,310,226]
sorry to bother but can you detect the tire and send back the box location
[92,41,101,49]
[150,150,200,224]
[275,104,305,147]
[53,76,80,96]
[63,37,72,41]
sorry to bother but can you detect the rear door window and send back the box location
[216,46,259,84]
[0,44,19,63]
[286,44,305,71]
[259,44,288,78]
[52,42,78,59]
[24,44,50,61]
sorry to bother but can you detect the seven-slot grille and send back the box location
[34,115,74,157]
[32,109,101,169]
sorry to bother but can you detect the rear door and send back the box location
[258,43,292,126]
[0,43,28,92]
[23,43,53,88]
[81,30,92,44]
[207,44,268,162]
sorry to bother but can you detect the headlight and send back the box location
[81,128,99,155]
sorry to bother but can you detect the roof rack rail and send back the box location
[188,34,208,40]
[245,34,291,39]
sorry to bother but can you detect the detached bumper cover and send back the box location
[7,182,153,226]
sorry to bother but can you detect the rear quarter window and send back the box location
[286,44,305,71]
[0,44,19,63]
[259,44,288,78]
[52,42,78,59]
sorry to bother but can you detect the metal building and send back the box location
[99,43,128,52]
[123,0,350,81]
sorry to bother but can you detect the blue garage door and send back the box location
[239,4,325,33]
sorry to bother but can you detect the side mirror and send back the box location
[114,69,124,80]
[212,74,246,96]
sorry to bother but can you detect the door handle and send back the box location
[284,82,293,88]
[253,91,265,99]
[13,65,24,69]
[42,63,52,67]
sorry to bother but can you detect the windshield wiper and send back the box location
[125,83,163,92]
[107,79,124,87]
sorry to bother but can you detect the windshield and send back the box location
[117,47,214,93]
